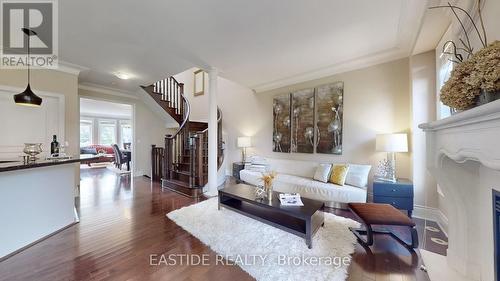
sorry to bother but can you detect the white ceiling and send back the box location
[80,98,132,118]
[59,0,430,93]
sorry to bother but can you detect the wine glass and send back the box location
[59,141,69,157]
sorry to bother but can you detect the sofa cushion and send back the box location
[313,164,332,183]
[329,164,349,185]
[240,169,366,204]
[345,164,371,188]
[88,145,114,154]
[80,147,97,155]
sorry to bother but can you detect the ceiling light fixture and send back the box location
[14,28,42,107]
[114,72,133,80]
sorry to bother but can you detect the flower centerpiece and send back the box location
[431,1,500,111]
[260,171,277,201]
[441,41,500,110]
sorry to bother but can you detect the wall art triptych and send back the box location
[272,82,343,155]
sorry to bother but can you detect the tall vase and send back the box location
[265,182,273,202]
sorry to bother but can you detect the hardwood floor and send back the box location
[0,168,443,281]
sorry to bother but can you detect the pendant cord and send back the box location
[26,31,30,85]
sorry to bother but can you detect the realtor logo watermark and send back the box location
[150,254,352,268]
[0,0,58,68]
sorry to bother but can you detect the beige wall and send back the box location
[257,58,412,193]
[0,69,79,156]
[176,58,412,193]
[0,68,80,189]
[79,88,168,177]
[410,50,438,209]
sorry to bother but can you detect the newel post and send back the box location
[151,145,157,181]
[189,134,197,188]
[165,135,173,181]
[197,133,205,186]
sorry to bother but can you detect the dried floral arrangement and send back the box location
[431,1,500,110]
[260,171,277,189]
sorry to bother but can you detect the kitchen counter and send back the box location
[0,155,98,172]
[0,154,98,260]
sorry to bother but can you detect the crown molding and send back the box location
[78,83,139,100]
[252,1,425,93]
[56,61,89,76]
[252,48,409,93]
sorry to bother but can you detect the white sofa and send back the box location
[239,158,371,207]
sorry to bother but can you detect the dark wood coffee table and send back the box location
[218,184,324,249]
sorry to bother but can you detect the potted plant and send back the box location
[431,1,500,111]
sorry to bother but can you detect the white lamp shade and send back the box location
[237,137,251,148]
[376,133,408,152]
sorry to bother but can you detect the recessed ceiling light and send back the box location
[114,72,133,80]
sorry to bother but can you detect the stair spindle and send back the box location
[174,83,178,114]
[169,78,172,104]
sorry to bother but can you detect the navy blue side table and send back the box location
[373,178,414,217]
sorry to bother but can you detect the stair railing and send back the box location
[152,77,190,182]
[189,108,224,187]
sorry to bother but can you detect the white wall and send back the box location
[174,69,262,174]
[79,88,168,177]
[410,50,439,210]
[469,0,500,50]
[175,58,412,195]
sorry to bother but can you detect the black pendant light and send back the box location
[14,28,42,107]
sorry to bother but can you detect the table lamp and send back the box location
[376,133,408,182]
[237,137,251,163]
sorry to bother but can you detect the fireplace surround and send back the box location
[420,99,500,281]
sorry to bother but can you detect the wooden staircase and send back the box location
[143,76,223,198]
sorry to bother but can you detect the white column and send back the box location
[206,68,218,196]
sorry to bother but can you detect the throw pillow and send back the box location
[345,164,372,188]
[313,164,332,183]
[329,164,350,185]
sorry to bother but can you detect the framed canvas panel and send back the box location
[194,69,205,96]
[291,88,315,154]
[273,93,291,153]
[315,82,343,154]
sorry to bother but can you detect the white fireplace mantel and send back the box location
[419,99,500,281]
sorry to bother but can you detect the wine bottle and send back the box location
[50,135,59,155]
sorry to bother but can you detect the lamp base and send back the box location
[385,152,397,182]
[241,147,247,163]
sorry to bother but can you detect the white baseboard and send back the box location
[413,205,448,237]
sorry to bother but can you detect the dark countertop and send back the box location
[0,155,100,173]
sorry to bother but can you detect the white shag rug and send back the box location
[167,197,360,281]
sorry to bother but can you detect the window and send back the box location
[98,120,117,145]
[80,120,93,147]
[120,121,132,147]
[438,59,454,119]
